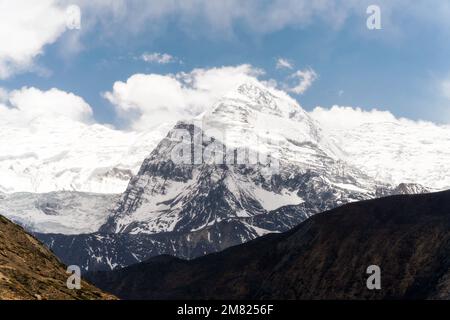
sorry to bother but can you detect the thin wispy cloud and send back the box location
[286,68,318,95]
[276,58,293,70]
[140,52,180,64]
[63,0,450,44]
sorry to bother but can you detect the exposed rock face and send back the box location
[0,215,115,300]
[391,183,429,195]
[87,190,450,300]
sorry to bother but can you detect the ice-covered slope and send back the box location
[0,117,171,194]
[0,191,119,234]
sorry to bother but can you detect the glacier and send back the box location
[0,117,172,194]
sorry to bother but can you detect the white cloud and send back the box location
[276,58,293,70]
[0,87,93,126]
[286,68,318,95]
[0,0,70,78]
[310,105,406,131]
[141,52,179,64]
[104,65,265,130]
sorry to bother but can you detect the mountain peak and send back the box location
[201,81,342,162]
[236,82,276,102]
[217,81,305,120]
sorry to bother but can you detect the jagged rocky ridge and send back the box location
[29,83,427,272]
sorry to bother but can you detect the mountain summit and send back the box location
[102,82,377,236]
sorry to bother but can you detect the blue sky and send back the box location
[2,0,450,127]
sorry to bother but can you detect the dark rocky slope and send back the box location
[87,190,450,300]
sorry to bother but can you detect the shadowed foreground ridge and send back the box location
[87,190,450,300]
[0,215,115,300]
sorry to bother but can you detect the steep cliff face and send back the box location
[0,215,115,300]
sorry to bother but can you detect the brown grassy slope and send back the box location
[0,215,115,300]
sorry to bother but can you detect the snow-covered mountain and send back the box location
[0,117,171,194]
[311,108,450,191]
[32,83,404,271]
[0,82,439,271]
[101,83,379,236]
